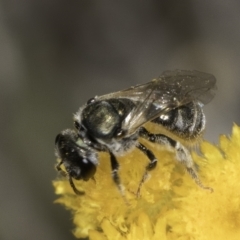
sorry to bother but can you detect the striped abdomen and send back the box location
[152,101,205,140]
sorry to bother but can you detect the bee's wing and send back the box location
[99,70,217,135]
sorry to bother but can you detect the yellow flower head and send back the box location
[53,124,240,240]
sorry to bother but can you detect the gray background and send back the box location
[1,1,240,240]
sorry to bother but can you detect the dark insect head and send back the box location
[55,130,97,182]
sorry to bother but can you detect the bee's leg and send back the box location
[172,141,213,192]
[139,127,213,192]
[139,127,176,148]
[109,151,128,202]
[136,142,158,197]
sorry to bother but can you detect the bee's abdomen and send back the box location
[152,101,205,139]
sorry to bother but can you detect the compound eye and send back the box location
[81,159,97,180]
[69,159,96,181]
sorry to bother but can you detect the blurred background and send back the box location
[1,1,240,239]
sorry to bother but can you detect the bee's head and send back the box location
[55,129,98,181]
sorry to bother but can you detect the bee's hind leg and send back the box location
[136,142,158,197]
[173,141,213,192]
[139,127,213,192]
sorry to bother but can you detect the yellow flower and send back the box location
[53,124,240,240]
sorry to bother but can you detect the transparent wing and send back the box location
[98,70,217,135]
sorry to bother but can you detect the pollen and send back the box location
[53,124,240,240]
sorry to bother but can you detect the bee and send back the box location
[55,70,216,196]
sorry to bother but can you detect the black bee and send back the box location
[55,70,216,196]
